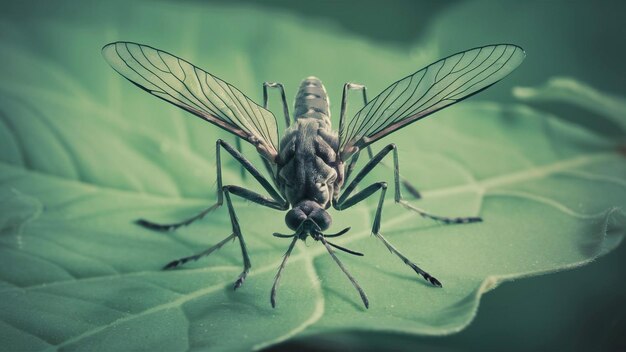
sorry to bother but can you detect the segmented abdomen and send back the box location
[294,76,331,127]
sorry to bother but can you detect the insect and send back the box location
[102,42,525,308]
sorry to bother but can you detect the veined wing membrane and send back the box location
[102,41,280,161]
[339,44,525,159]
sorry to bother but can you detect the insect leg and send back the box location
[339,83,420,198]
[365,147,421,198]
[319,235,369,309]
[235,138,246,180]
[344,147,418,197]
[344,149,361,187]
[225,183,292,290]
[163,233,235,269]
[270,235,299,308]
[137,139,286,231]
[339,83,367,184]
[263,82,291,128]
[338,143,481,224]
[232,81,289,181]
[334,172,442,287]
[136,203,219,232]
[159,185,253,289]
[339,83,368,141]
[164,178,287,291]
[162,185,287,290]
[158,145,288,286]
[222,188,251,289]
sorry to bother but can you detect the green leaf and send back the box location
[513,77,626,140]
[1,1,625,351]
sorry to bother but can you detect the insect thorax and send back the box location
[277,118,344,210]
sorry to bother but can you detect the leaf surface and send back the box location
[0,1,624,351]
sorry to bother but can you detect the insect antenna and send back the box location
[270,234,299,308]
[323,227,351,238]
[272,232,295,238]
[319,235,369,309]
[325,240,363,256]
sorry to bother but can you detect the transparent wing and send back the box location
[339,44,526,159]
[102,41,280,161]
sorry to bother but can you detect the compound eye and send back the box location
[285,208,306,230]
[310,208,332,231]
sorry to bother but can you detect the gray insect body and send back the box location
[278,77,343,231]
[103,42,525,309]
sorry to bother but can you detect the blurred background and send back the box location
[2,0,625,350]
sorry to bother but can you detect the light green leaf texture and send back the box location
[1,1,625,351]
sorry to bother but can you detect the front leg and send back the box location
[137,138,284,231]
[334,180,441,287]
[339,143,481,224]
[334,143,480,286]
[338,82,420,198]
[165,184,288,289]
[223,187,250,289]
[143,139,288,289]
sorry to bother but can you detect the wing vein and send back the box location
[338,44,525,156]
[102,42,279,159]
